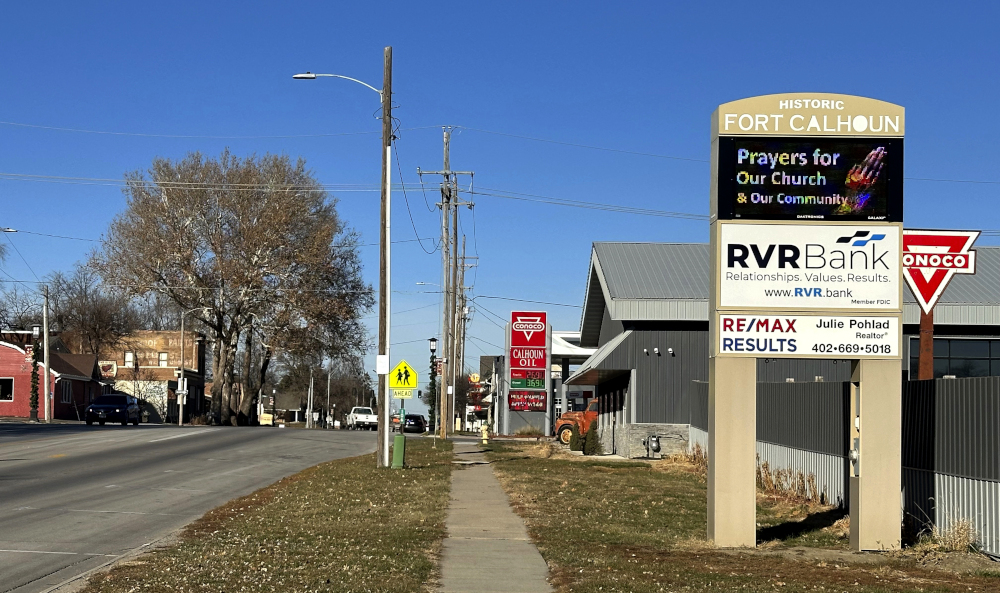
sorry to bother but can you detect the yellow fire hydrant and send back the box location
[481,424,489,445]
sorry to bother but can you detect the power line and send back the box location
[472,295,582,308]
[468,335,504,351]
[8,116,1000,187]
[0,226,435,248]
[3,234,41,283]
[0,120,442,139]
[453,126,708,163]
[1,228,98,242]
[393,144,438,254]
[463,187,709,221]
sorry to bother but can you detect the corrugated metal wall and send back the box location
[596,327,710,425]
[690,380,708,431]
[934,377,1000,481]
[935,473,1000,556]
[756,358,854,383]
[687,376,1000,554]
[757,441,848,506]
[757,382,849,457]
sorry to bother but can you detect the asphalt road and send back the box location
[0,423,376,593]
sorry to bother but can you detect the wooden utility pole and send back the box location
[918,309,934,380]
[376,46,393,468]
[440,129,452,439]
[449,177,459,434]
[457,238,467,431]
[43,285,50,423]
[417,127,473,439]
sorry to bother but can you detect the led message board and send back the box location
[717,137,903,221]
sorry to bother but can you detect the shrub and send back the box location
[514,424,543,436]
[569,423,582,451]
[583,420,602,456]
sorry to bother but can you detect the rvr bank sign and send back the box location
[719,223,900,311]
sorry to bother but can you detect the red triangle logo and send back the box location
[902,230,979,314]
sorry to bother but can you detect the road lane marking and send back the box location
[148,429,215,443]
[0,549,118,557]
[67,509,187,516]
[48,454,66,458]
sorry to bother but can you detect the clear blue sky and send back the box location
[2,1,999,413]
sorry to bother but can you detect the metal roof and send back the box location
[594,242,710,300]
[579,243,1000,336]
[565,330,633,385]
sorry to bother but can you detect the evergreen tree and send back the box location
[583,420,602,456]
[29,341,40,416]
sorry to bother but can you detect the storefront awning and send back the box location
[565,330,632,386]
[551,333,597,364]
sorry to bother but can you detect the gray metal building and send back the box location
[566,242,1000,457]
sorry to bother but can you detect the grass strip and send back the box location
[486,442,1000,593]
[83,438,452,593]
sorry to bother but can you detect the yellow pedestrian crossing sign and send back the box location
[389,360,418,389]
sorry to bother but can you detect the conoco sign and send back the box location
[902,229,979,314]
[510,312,546,347]
[507,311,549,398]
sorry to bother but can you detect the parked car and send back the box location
[553,398,599,445]
[403,414,427,433]
[85,394,140,426]
[346,406,377,430]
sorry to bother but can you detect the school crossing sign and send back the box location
[389,360,418,399]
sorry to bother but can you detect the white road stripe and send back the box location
[148,429,215,443]
[0,549,118,557]
[67,509,187,516]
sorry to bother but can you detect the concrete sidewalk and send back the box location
[438,442,553,593]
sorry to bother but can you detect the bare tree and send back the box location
[92,150,373,426]
[47,266,142,360]
[0,284,42,330]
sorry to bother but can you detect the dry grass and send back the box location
[513,424,544,436]
[910,518,980,554]
[485,441,1000,592]
[756,456,823,503]
[80,439,453,593]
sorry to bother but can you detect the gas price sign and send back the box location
[717,137,902,222]
[510,369,545,389]
[508,311,549,396]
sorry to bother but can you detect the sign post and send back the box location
[389,360,418,469]
[709,93,905,551]
[901,230,980,380]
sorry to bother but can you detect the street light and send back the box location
[178,306,211,427]
[294,47,394,469]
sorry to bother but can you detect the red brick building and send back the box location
[0,341,102,420]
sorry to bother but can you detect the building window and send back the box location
[124,351,135,368]
[0,378,12,401]
[158,352,169,367]
[909,338,995,378]
[61,381,72,403]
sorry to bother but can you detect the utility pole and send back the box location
[454,239,477,432]
[376,46,393,468]
[43,285,50,423]
[449,177,459,434]
[455,238,467,431]
[418,127,473,439]
[326,364,331,428]
[307,368,314,429]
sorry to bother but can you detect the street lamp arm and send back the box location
[292,72,383,97]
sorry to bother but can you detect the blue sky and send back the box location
[2,1,1000,413]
